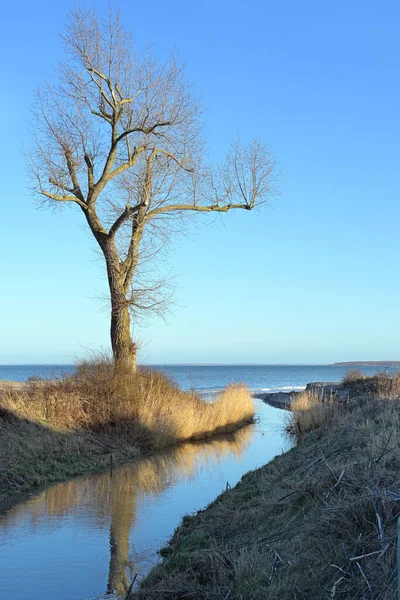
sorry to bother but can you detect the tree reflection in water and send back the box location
[0,424,253,596]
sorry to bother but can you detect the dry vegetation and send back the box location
[133,374,400,600]
[287,388,343,438]
[0,359,254,500]
[342,368,365,384]
[288,371,400,439]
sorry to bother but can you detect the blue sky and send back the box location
[1,0,399,364]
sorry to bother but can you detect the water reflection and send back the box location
[0,425,254,597]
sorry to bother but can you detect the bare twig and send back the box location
[125,573,137,598]
[356,561,372,592]
[349,546,388,562]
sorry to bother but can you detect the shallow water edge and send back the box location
[0,400,290,600]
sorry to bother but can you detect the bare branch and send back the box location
[147,202,251,218]
[114,121,173,145]
[106,146,147,182]
[108,202,145,238]
[41,190,87,209]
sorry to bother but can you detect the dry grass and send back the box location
[1,359,254,448]
[134,398,400,599]
[290,388,324,411]
[286,372,400,443]
[370,372,400,400]
[286,389,342,438]
[0,358,254,499]
[342,368,365,385]
[342,371,400,400]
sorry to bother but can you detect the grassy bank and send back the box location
[0,359,254,501]
[134,377,400,599]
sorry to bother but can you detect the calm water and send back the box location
[0,363,394,394]
[0,363,394,600]
[0,400,289,600]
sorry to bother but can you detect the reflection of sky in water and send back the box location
[0,400,291,600]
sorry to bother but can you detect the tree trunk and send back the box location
[110,294,137,371]
[106,474,136,595]
[103,239,137,372]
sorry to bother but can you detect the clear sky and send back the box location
[1,0,399,364]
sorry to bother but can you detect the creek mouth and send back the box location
[0,398,291,600]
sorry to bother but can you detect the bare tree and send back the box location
[27,7,279,371]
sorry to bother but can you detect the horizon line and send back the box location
[1,361,399,367]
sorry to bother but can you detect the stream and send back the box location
[0,398,291,600]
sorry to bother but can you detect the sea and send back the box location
[0,363,396,395]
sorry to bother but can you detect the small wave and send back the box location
[254,385,306,393]
[191,384,306,396]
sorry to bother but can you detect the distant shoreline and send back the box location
[0,363,331,367]
[333,361,400,366]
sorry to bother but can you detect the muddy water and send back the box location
[0,399,291,600]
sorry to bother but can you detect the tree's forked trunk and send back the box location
[104,239,137,372]
[111,298,137,372]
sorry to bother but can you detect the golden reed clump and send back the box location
[1,357,255,451]
[286,389,340,439]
